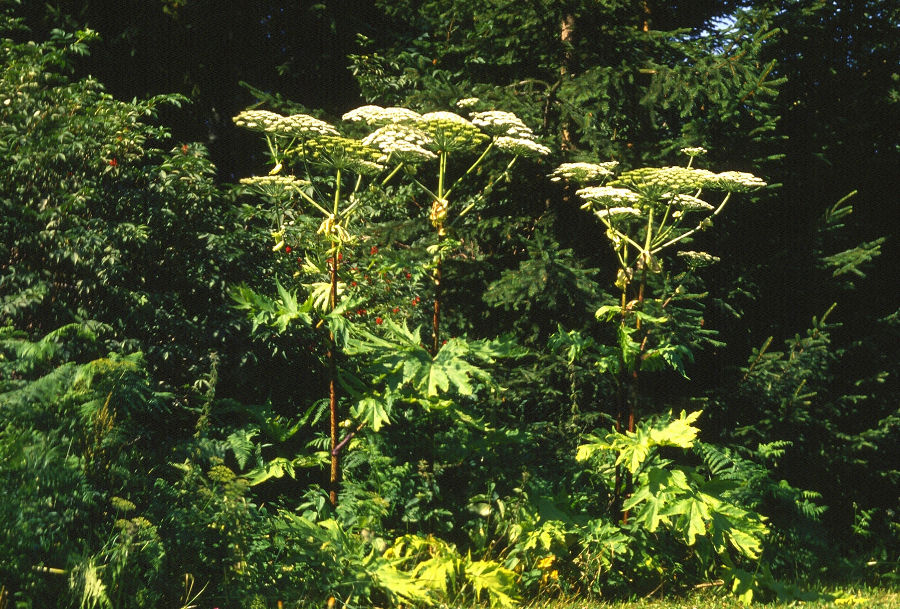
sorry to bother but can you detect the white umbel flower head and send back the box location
[240,175,310,198]
[595,207,642,220]
[494,136,550,157]
[417,111,489,152]
[677,250,721,268]
[272,113,340,138]
[576,186,642,208]
[455,97,480,109]
[671,194,714,212]
[470,110,535,139]
[233,109,283,132]
[550,162,619,183]
[342,105,422,126]
[710,171,767,192]
[362,124,437,164]
[680,146,708,157]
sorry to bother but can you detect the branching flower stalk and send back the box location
[551,149,766,514]
[235,109,388,506]
[402,107,549,353]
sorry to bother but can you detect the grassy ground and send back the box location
[526,587,898,608]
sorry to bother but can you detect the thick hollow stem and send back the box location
[328,252,340,506]
[432,249,443,355]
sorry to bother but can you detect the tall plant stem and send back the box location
[328,255,339,506]
[432,254,442,355]
[328,169,342,507]
[430,152,449,355]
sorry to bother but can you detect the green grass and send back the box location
[524,587,899,608]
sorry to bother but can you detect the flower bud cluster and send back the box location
[293,135,384,175]
[549,162,619,183]
[612,166,719,194]
[429,198,449,228]
[361,124,437,164]
[417,111,489,152]
[342,105,422,126]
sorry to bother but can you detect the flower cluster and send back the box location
[611,166,719,195]
[575,186,642,208]
[292,135,384,175]
[272,113,340,138]
[680,146,708,157]
[677,250,721,268]
[594,207,643,220]
[361,124,437,164]
[671,193,714,212]
[470,110,534,139]
[416,111,489,152]
[342,105,422,126]
[494,135,551,157]
[549,161,619,184]
[710,171,767,192]
[232,109,283,132]
[240,175,310,197]
[455,97,480,109]
[233,109,341,139]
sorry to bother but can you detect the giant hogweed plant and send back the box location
[550,148,766,437]
[231,103,543,507]
[550,150,771,599]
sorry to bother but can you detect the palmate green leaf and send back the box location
[668,495,710,546]
[371,560,435,605]
[245,453,326,486]
[648,410,702,448]
[350,320,511,399]
[708,500,768,559]
[465,559,519,608]
[623,484,664,531]
[411,552,463,594]
[352,393,392,431]
[616,427,652,474]
[617,324,641,371]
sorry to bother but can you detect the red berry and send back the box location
[370,246,378,256]
[392,307,399,313]
[375,317,383,325]
[338,253,343,261]
[108,158,118,167]
[285,246,292,253]
[405,273,412,280]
